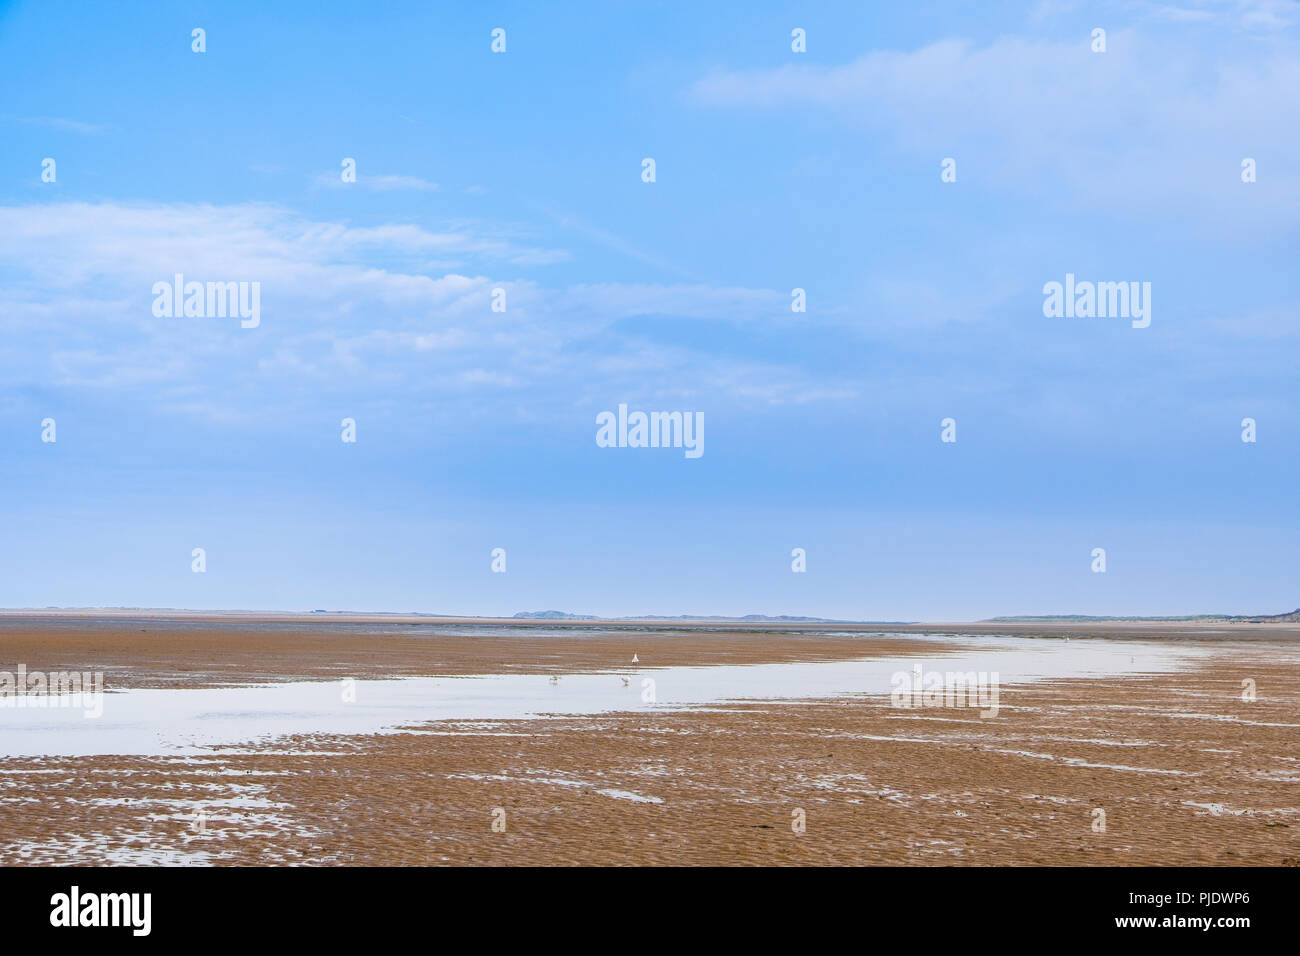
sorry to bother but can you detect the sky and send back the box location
[0,0,1296,620]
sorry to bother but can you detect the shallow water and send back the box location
[0,635,1211,757]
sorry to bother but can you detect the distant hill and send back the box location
[511,610,841,622]
[511,611,913,624]
[986,608,1300,624]
[623,614,850,623]
[1243,608,1300,623]
[512,610,600,620]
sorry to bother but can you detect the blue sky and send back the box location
[0,0,1296,619]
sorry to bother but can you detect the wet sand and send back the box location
[0,616,952,689]
[0,617,1296,865]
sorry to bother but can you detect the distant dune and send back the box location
[985,608,1300,624]
[510,610,911,624]
[511,610,600,620]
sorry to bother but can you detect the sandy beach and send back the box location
[1,615,1297,865]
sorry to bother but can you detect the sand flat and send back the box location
[0,616,1296,865]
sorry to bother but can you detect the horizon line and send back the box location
[1,605,1296,625]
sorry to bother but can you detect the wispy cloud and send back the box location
[312,170,438,192]
[688,27,1300,230]
[0,201,809,416]
[0,201,568,283]
[1148,0,1300,29]
[0,114,111,134]
[537,204,694,278]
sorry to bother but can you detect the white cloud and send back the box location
[0,114,111,134]
[0,201,814,416]
[557,282,786,319]
[688,27,1300,230]
[538,204,691,277]
[312,171,438,191]
[0,202,566,287]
